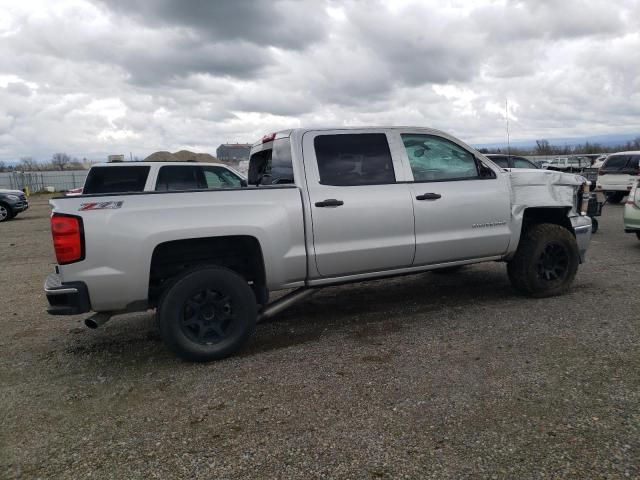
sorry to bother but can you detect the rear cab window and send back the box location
[248,137,295,185]
[602,154,640,172]
[83,166,150,194]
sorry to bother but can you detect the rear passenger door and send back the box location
[302,130,415,277]
[398,132,512,265]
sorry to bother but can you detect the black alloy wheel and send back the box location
[181,288,235,345]
[535,242,569,282]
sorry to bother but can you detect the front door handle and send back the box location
[315,199,344,207]
[416,193,442,201]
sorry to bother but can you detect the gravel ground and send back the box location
[1,195,639,479]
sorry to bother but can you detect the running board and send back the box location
[258,288,316,322]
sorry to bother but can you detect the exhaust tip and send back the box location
[85,318,99,329]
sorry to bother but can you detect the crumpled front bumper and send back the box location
[571,215,592,263]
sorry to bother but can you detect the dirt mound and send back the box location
[144,150,218,162]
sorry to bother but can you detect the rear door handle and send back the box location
[416,193,441,200]
[315,199,344,207]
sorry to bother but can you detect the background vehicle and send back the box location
[81,161,246,195]
[542,156,592,171]
[45,127,592,361]
[623,179,640,240]
[595,151,640,203]
[484,154,539,169]
[0,189,29,222]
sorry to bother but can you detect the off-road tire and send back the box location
[158,266,257,362]
[507,223,579,298]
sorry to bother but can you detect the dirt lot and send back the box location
[1,195,639,479]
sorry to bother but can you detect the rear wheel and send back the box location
[0,203,12,222]
[636,232,640,241]
[606,192,625,204]
[158,266,257,362]
[507,223,579,298]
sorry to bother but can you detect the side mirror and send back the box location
[478,160,497,179]
[240,179,248,187]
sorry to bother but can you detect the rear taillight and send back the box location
[51,214,84,264]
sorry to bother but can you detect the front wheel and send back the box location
[158,266,257,362]
[591,217,598,234]
[0,203,13,222]
[507,223,580,298]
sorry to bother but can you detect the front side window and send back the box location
[314,133,395,186]
[202,167,242,188]
[402,134,479,182]
[155,166,202,191]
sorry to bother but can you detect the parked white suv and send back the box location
[595,152,640,203]
[78,161,246,195]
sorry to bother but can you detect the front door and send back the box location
[302,130,415,277]
[397,132,512,265]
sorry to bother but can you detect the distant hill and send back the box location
[475,133,640,150]
[144,150,218,162]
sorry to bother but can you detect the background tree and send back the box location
[51,153,70,171]
[534,139,553,155]
[19,156,38,171]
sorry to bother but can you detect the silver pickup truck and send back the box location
[45,127,592,361]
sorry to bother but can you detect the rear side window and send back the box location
[513,157,537,169]
[488,156,509,168]
[83,166,150,194]
[402,134,479,182]
[603,155,631,170]
[155,166,202,191]
[314,133,395,186]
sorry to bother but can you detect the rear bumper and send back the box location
[44,273,91,315]
[571,215,592,263]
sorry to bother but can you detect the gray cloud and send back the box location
[0,0,638,162]
[93,0,329,50]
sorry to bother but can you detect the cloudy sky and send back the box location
[1,0,639,162]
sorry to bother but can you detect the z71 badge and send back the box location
[79,201,124,211]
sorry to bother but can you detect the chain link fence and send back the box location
[0,170,88,193]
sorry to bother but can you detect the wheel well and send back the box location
[522,207,573,234]
[148,236,266,307]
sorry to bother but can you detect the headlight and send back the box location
[6,195,19,201]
